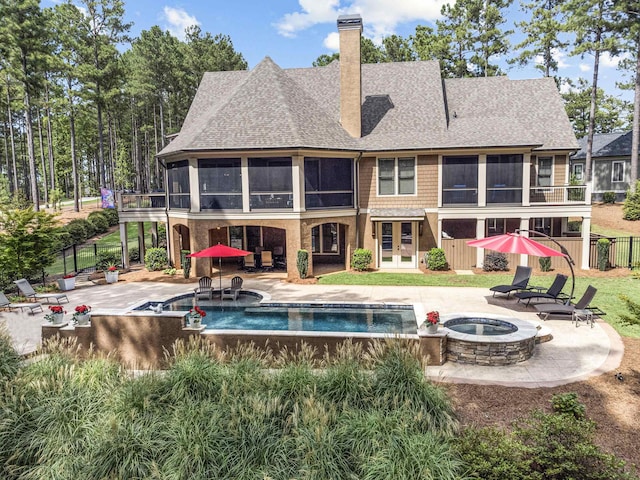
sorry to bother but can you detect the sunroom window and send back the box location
[305,158,354,208]
[248,157,293,209]
[442,156,478,205]
[167,160,190,209]
[199,158,242,210]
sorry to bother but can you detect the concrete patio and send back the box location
[0,275,623,388]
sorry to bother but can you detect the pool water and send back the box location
[445,317,517,336]
[159,296,417,334]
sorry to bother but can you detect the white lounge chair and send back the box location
[221,276,243,301]
[0,291,43,314]
[194,276,213,300]
[13,279,68,304]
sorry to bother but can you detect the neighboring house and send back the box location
[118,14,591,278]
[571,131,640,202]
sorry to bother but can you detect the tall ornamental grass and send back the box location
[0,336,464,479]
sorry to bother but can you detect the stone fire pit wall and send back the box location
[447,336,535,365]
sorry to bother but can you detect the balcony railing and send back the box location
[119,193,166,211]
[529,185,587,204]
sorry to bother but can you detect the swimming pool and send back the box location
[145,294,418,335]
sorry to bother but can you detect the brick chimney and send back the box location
[337,14,362,138]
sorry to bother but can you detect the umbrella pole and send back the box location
[516,229,575,303]
[219,257,223,298]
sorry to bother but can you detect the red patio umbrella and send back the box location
[467,231,575,302]
[467,233,566,258]
[187,243,251,294]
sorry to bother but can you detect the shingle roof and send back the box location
[159,57,577,157]
[571,131,633,159]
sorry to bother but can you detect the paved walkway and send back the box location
[0,275,623,388]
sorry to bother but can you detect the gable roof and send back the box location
[571,131,633,159]
[159,58,577,157]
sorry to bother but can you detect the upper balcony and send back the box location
[441,184,589,208]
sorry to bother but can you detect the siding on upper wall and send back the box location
[553,154,568,185]
[358,154,437,209]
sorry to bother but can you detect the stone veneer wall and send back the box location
[446,337,535,365]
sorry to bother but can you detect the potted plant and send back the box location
[424,311,440,334]
[187,306,206,328]
[44,305,66,325]
[105,264,119,284]
[72,304,91,325]
[57,273,76,291]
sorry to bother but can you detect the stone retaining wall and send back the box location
[447,337,535,365]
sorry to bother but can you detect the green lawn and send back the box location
[318,271,640,338]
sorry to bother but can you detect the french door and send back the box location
[379,221,416,268]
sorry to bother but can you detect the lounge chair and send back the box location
[513,274,568,306]
[13,278,68,304]
[244,253,256,272]
[221,276,243,301]
[535,285,604,320]
[489,266,532,298]
[194,276,213,300]
[0,291,43,314]
[261,251,273,271]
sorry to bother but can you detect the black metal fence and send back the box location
[589,235,640,269]
[55,243,124,276]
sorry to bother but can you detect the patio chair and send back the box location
[244,253,256,272]
[261,251,273,271]
[513,274,568,307]
[0,291,43,314]
[194,276,213,300]
[221,276,243,301]
[13,278,68,304]
[273,246,286,269]
[535,285,605,320]
[489,266,532,298]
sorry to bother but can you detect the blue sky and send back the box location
[55,0,634,102]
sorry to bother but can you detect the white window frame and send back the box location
[612,161,624,182]
[572,163,584,182]
[377,157,416,196]
[536,156,553,187]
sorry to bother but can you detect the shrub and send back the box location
[551,392,585,419]
[622,181,640,220]
[596,238,610,271]
[539,256,551,272]
[100,208,119,226]
[181,250,191,278]
[483,251,508,271]
[64,219,91,244]
[145,247,167,271]
[87,212,109,234]
[602,191,616,204]
[296,249,309,279]
[618,294,640,326]
[97,251,120,271]
[351,248,372,271]
[426,248,448,270]
[163,268,177,276]
[128,247,140,263]
[0,325,21,383]
[157,223,167,248]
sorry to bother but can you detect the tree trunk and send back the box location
[630,34,640,192]
[24,91,39,210]
[6,82,18,195]
[585,42,601,183]
[36,110,48,205]
[68,78,79,212]
[44,82,55,193]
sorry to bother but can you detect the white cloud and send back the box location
[275,0,449,42]
[162,6,199,40]
[533,48,569,70]
[600,51,628,68]
[323,32,340,50]
[579,63,591,72]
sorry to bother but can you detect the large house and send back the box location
[571,131,640,202]
[118,14,591,278]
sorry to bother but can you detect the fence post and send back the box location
[629,237,634,270]
[73,244,78,273]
